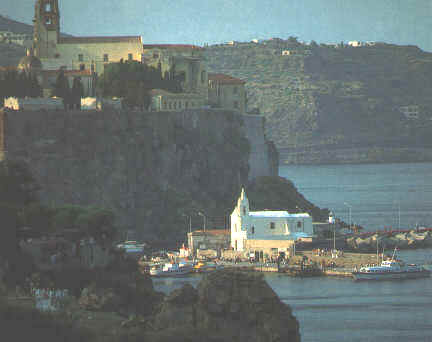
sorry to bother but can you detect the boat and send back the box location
[352,256,430,281]
[149,262,193,277]
[193,261,224,273]
[116,240,146,253]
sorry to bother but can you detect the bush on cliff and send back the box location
[247,176,329,221]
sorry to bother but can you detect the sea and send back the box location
[154,162,432,342]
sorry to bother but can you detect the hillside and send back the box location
[205,39,432,164]
[0,15,33,34]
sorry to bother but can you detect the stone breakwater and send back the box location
[346,230,432,251]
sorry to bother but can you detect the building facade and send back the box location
[187,229,230,256]
[230,189,313,256]
[208,73,247,113]
[33,0,143,74]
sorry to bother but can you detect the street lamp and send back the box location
[344,202,352,231]
[394,200,401,230]
[181,214,192,233]
[198,212,206,232]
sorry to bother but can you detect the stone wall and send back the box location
[0,108,275,237]
[242,114,278,179]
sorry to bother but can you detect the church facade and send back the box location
[33,0,144,74]
[230,189,313,256]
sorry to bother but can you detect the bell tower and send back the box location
[33,0,60,58]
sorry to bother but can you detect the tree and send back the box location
[52,69,70,109]
[71,76,84,110]
[0,160,39,208]
[29,73,42,98]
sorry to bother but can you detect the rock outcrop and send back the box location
[151,270,300,342]
[346,230,432,251]
[0,109,256,238]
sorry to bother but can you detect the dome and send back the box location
[17,55,42,72]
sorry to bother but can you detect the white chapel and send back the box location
[230,189,313,254]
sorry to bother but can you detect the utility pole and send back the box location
[344,202,352,231]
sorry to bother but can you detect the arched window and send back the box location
[251,226,255,234]
[45,3,52,12]
[242,207,246,215]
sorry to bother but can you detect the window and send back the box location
[45,17,52,25]
[201,70,206,83]
[243,207,246,215]
[79,64,85,71]
[234,101,239,109]
[103,54,109,62]
[271,248,278,255]
[270,222,275,229]
[297,221,302,228]
[251,226,255,234]
[168,103,172,110]
[45,3,51,12]
[128,53,133,61]
[78,54,83,62]
[233,86,238,94]
[153,52,159,59]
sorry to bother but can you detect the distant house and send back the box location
[230,189,313,258]
[150,89,204,112]
[208,73,247,113]
[348,41,362,47]
[400,105,419,120]
[251,39,259,44]
[282,50,292,56]
[187,229,230,256]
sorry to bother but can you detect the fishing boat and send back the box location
[352,250,430,281]
[149,262,193,277]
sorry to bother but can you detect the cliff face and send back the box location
[1,109,275,238]
[152,270,300,342]
[205,40,432,164]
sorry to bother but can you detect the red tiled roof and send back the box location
[143,44,203,50]
[59,36,142,44]
[208,73,246,85]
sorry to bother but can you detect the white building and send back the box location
[230,189,313,256]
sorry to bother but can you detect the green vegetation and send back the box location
[97,60,182,109]
[0,69,42,101]
[205,40,432,157]
[247,176,329,222]
[52,70,83,109]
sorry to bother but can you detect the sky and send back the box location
[1,0,432,51]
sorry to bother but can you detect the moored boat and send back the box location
[352,258,430,281]
[149,262,193,277]
[193,261,224,273]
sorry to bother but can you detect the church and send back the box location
[230,189,313,257]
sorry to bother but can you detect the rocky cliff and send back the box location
[0,108,276,238]
[205,40,432,164]
[150,270,300,342]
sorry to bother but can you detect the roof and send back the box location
[249,211,311,218]
[208,73,246,85]
[191,229,229,236]
[59,36,142,44]
[248,232,312,241]
[40,69,92,76]
[143,44,203,50]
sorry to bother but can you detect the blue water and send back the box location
[154,249,432,342]
[279,162,432,232]
[153,163,432,341]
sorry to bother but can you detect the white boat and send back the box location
[352,258,430,281]
[149,262,193,277]
[116,240,146,253]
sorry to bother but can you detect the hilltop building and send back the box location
[230,189,313,257]
[208,73,247,113]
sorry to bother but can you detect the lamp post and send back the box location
[182,214,192,233]
[344,202,352,231]
[198,212,206,232]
